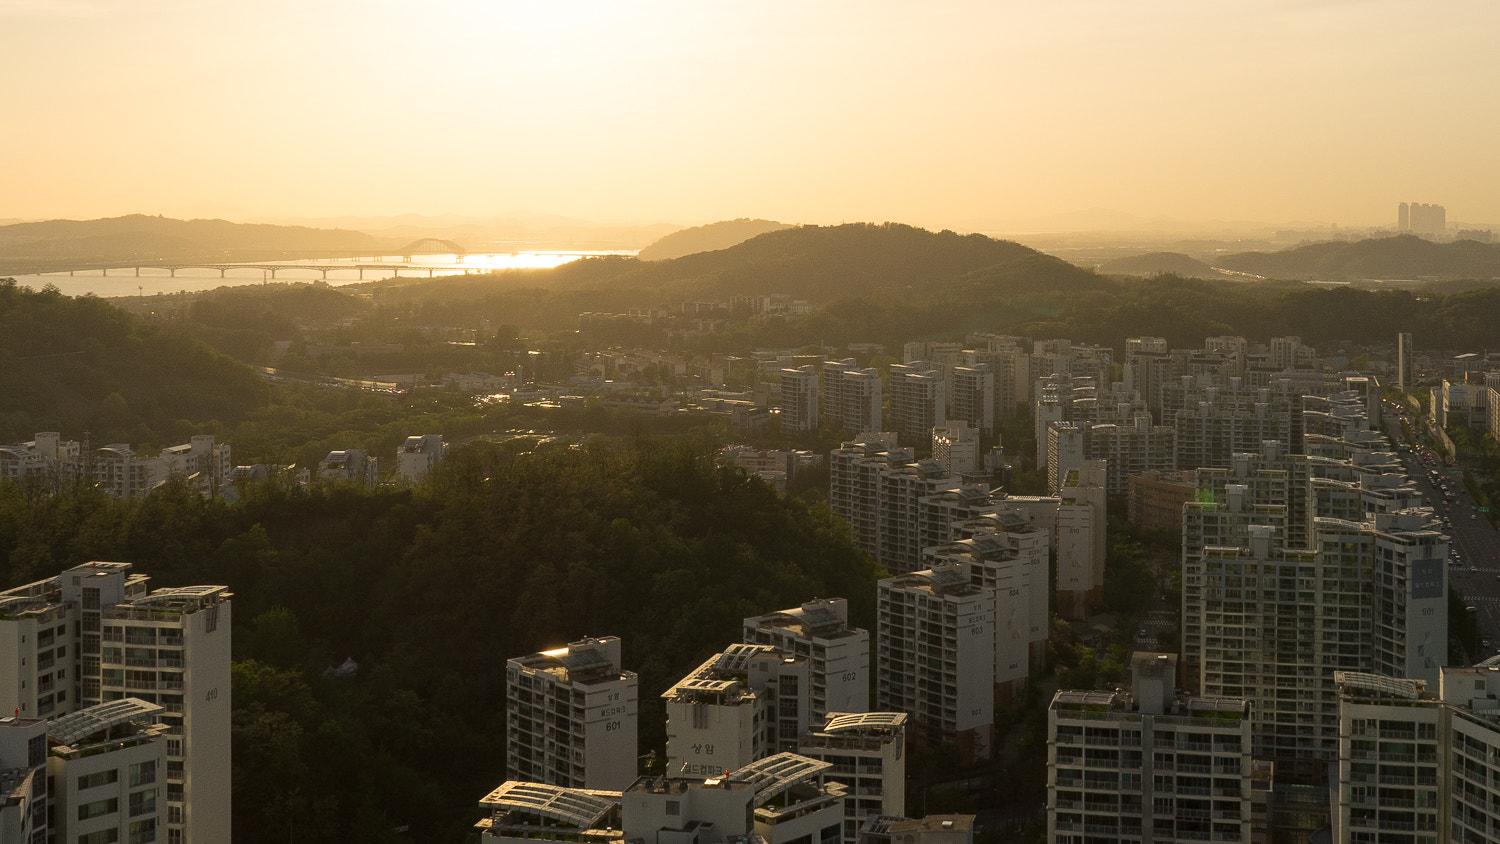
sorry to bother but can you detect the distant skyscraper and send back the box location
[1400,202,1446,236]
[1398,332,1414,391]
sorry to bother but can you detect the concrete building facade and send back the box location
[506,636,640,791]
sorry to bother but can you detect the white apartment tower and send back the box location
[948,366,994,436]
[829,438,963,574]
[1048,654,1255,844]
[876,564,995,761]
[45,699,168,844]
[926,510,1050,686]
[930,424,980,477]
[1186,515,1446,771]
[780,366,821,433]
[506,636,639,791]
[1056,461,1108,621]
[0,562,232,844]
[742,598,870,721]
[662,644,812,778]
[0,714,48,844]
[796,712,907,842]
[822,361,883,434]
[888,363,946,444]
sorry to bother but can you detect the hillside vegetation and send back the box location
[0,280,269,443]
[636,218,793,260]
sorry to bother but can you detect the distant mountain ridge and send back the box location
[1217,234,1500,280]
[636,218,792,260]
[0,214,377,274]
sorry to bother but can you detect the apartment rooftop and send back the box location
[513,637,630,685]
[478,782,622,828]
[662,645,788,705]
[1050,690,1251,725]
[882,565,982,598]
[1335,671,1428,702]
[49,698,164,746]
[731,752,830,800]
[746,599,863,641]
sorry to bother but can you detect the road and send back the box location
[1392,432,1500,655]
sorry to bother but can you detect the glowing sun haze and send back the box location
[5,0,1498,229]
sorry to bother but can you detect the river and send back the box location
[2,250,634,299]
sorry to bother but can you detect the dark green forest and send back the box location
[0,437,881,842]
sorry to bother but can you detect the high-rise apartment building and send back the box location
[930,425,980,477]
[506,636,639,791]
[780,365,822,433]
[829,437,963,574]
[1398,332,1414,391]
[45,699,169,844]
[876,564,995,761]
[948,366,994,436]
[822,360,882,434]
[475,754,848,844]
[1399,202,1446,236]
[1333,667,1500,844]
[0,562,232,844]
[662,644,811,778]
[925,512,1049,687]
[1056,461,1108,621]
[742,598,870,722]
[1048,653,1256,844]
[888,363,946,443]
[0,714,48,844]
[796,712,907,842]
[1185,513,1446,773]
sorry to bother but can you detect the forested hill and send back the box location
[0,214,376,274]
[636,218,792,260]
[355,222,1107,323]
[1097,251,1229,279]
[0,437,884,843]
[1216,234,1500,280]
[0,280,268,443]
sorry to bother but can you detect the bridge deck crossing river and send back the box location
[47,262,488,279]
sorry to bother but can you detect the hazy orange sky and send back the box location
[5,0,1497,230]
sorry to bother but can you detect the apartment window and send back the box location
[83,587,100,610]
[78,770,119,790]
[28,735,44,768]
[129,788,157,818]
[129,760,156,787]
[666,801,680,816]
[78,831,119,844]
[78,797,118,820]
[128,818,156,844]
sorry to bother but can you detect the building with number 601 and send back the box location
[506,636,639,791]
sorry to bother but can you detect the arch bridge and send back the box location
[396,238,467,259]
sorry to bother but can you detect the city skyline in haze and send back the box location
[6,0,1498,231]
